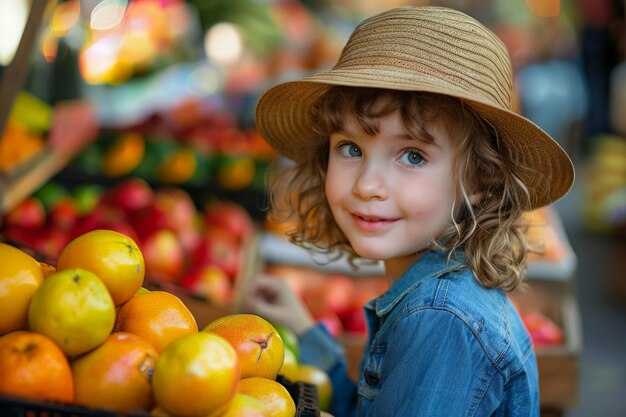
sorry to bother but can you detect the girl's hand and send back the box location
[245,274,315,335]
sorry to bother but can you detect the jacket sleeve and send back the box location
[366,308,502,417]
[299,323,358,417]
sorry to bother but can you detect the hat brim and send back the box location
[255,74,575,210]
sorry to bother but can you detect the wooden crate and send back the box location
[510,280,581,409]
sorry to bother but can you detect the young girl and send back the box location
[247,6,574,417]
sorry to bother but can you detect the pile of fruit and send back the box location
[0,229,331,416]
[73,119,275,191]
[1,177,255,305]
[265,265,388,338]
[583,134,626,234]
[0,92,50,174]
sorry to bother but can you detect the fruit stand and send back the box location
[0,1,583,416]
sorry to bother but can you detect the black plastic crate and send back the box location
[0,377,320,417]
[277,375,321,417]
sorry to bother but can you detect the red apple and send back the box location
[338,306,367,335]
[303,274,356,317]
[313,310,343,339]
[141,229,186,283]
[203,201,254,245]
[177,224,202,254]
[179,265,232,304]
[2,225,39,249]
[155,187,198,232]
[193,227,240,280]
[30,226,71,262]
[131,188,197,239]
[48,196,79,231]
[103,178,154,216]
[522,312,564,346]
[70,205,136,242]
[3,197,46,230]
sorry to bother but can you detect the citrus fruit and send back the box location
[237,377,295,417]
[115,291,198,353]
[57,229,145,305]
[101,133,145,178]
[216,155,255,190]
[28,268,116,357]
[277,346,298,382]
[154,147,197,184]
[296,364,333,411]
[204,314,284,380]
[152,332,240,417]
[0,243,44,335]
[134,286,150,297]
[218,393,270,417]
[0,330,74,403]
[38,261,56,278]
[72,332,159,413]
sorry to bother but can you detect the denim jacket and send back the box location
[299,249,539,417]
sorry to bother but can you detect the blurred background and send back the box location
[0,1,625,416]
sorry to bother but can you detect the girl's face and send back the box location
[325,108,458,279]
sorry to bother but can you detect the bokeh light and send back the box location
[91,0,127,31]
[526,0,560,18]
[51,0,81,37]
[204,23,244,66]
[0,0,29,65]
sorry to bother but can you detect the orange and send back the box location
[217,156,255,191]
[0,330,74,403]
[295,364,333,412]
[38,261,56,278]
[237,377,295,417]
[277,346,298,382]
[152,332,240,417]
[155,147,197,184]
[72,332,159,414]
[0,244,45,336]
[28,268,116,357]
[217,393,270,417]
[204,314,284,380]
[57,229,145,305]
[115,291,198,353]
[101,133,145,177]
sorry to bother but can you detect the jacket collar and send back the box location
[366,249,467,317]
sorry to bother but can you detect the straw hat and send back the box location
[255,6,574,209]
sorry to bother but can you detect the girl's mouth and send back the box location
[352,213,398,232]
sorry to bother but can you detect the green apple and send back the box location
[272,322,299,361]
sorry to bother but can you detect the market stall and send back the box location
[0,1,585,416]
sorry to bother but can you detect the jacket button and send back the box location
[364,371,380,386]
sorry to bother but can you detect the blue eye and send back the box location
[400,149,424,166]
[337,142,362,158]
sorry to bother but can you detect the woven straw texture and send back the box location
[255,6,574,209]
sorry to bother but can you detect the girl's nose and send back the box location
[352,165,388,200]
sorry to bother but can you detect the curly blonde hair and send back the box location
[266,87,532,291]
